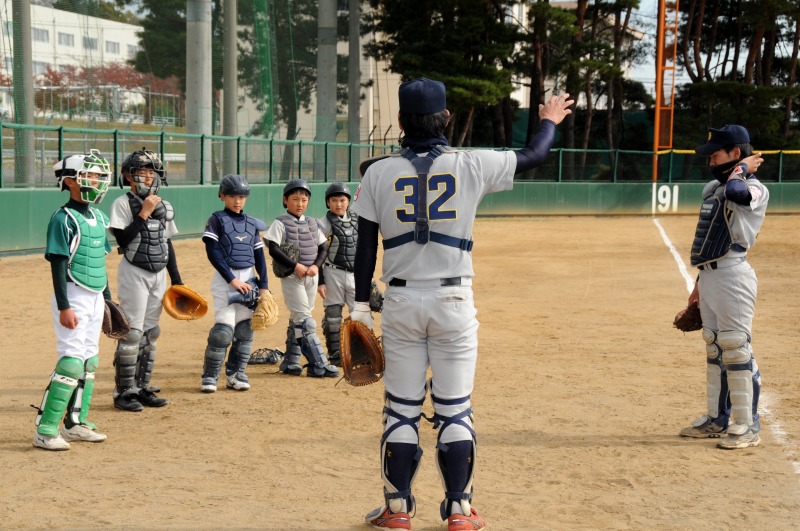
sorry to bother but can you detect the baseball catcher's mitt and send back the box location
[272,241,300,278]
[369,281,384,313]
[252,290,279,330]
[340,318,384,386]
[102,299,131,339]
[163,284,208,320]
[674,301,703,332]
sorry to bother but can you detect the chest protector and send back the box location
[278,213,319,266]
[123,192,174,272]
[326,211,358,271]
[214,211,261,270]
[64,207,109,292]
[690,182,732,266]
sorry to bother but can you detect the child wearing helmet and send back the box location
[264,179,339,378]
[316,182,361,366]
[107,148,180,411]
[200,174,269,393]
[33,150,113,450]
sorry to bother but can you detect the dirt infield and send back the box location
[2,215,799,530]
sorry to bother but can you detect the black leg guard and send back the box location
[203,323,233,384]
[380,392,426,515]
[226,320,254,380]
[298,318,339,378]
[279,321,303,375]
[114,329,143,396]
[135,326,160,391]
[322,305,343,366]
[437,440,475,519]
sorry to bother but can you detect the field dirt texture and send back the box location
[2,215,799,530]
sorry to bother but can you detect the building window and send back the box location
[58,32,74,47]
[127,44,138,58]
[33,61,50,75]
[5,57,12,73]
[83,36,98,50]
[32,27,49,43]
[106,41,120,54]
[58,65,71,73]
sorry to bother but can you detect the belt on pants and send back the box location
[326,263,353,273]
[388,277,469,288]
[698,256,746,271]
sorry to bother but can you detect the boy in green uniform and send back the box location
[33,150,113,450]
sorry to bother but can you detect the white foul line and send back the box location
[652,217,800,475]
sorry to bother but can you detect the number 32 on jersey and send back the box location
[395,173,457,223]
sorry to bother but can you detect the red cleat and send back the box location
[447,508,486,531]
[365,506,412,530]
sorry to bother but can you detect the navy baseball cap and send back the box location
[398,77,446,114]
[695,125,750,156]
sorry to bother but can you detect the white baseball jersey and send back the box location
[351,149,516,283]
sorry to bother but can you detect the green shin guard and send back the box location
[79,356,99,429]
[35,357,83,436]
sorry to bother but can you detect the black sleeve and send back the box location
[313,243,328,269]
[318,267,326,286]
[354,217,379,302]
[514,119,556,174]
[112,216,146,248]
[50,256,71,310]
[254,247,268,290]
[268,240,297,270]
[204,238,236,284]
[166,239,183,285]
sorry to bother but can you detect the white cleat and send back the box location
[717,424,760,450]
[33,433,71,451]
[226,374,251,391]
[61,424,107,443]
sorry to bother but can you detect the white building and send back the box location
[0,4,141,118]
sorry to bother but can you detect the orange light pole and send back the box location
[653,0,680,182]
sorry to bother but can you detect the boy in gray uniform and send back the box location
[317,182,357,366]
[679,125,768,450]
[108,149,178,411]
[264,179,339,378]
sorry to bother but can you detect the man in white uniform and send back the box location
[350,77,573,530]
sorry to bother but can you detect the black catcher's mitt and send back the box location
[340,318,384,386]
[103,299,131,339]
[674,302,703,332]
[272,241,300,278]
[369,281,384,313]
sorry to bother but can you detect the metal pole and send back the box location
[12,0,36,185]
[187,0,213,184]
[223,0,238,175]
[347,0,360,152]
[316,0,337,179]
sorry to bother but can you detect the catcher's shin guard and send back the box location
[298,318,338,377]
[114,329,143,394]
[226,320,254,380]
[702,328,730,424]
[65,356,100,430]
[203,323,233,382]
[427,389,477,519]
[322,305,343,366]
[135,327,160,390]
[280,321,303,375]
[719,331,756,426]
[34,357,82,436]
[381,392,425,514]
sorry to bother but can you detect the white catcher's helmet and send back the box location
[54,149,112,204]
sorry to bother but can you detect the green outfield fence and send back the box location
[2,123,800,253]
[2,122,800,187]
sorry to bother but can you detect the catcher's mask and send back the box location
[283,179,311,198]
[122,148,166,197]
[54,149,112,204]
[219,173,250,197]
[325,182,351,203]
